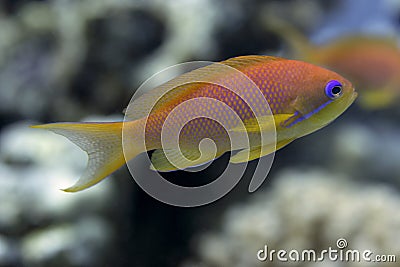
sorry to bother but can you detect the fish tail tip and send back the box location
[60,186,82,193]
[60,188,71,193]
[30,124,50,129]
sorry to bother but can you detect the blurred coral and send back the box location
[0,121,117,266]
[184,169,400,267]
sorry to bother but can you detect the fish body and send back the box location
[32,56,356,191]
[265,19,400,109]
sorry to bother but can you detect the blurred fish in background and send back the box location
[264,21,400,110]
[0,0,399,267]
[264,0,400,110]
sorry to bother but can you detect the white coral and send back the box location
[185,169,400,267]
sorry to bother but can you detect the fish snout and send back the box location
[352,91,358,100]
[350,87,358,101]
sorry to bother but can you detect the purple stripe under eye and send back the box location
[302,100,332,119]
[282,100,333,128]
[280,111,301,128]
[285,113,305,128]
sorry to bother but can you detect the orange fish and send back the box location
[265,18,400,109]
[32,56,356,192]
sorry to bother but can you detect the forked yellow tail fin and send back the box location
[31,122,127,192]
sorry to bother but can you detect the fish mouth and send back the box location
[349,88,358,103]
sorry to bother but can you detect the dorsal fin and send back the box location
[221,55,284,69]
[125,56,285,121]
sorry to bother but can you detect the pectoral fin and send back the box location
[230,114,295,133]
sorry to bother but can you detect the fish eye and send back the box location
[325,80,343,99]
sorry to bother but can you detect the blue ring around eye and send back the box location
[325,80,343,99]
